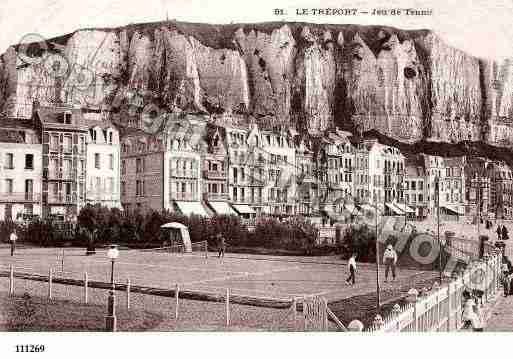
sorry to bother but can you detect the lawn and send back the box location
[0,246,435,305]
[0,292,163,331]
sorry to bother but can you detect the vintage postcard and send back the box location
[0,0,512,357]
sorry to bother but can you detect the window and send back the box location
[25,154,34,169]
[5,179,13,193]
[136,180,145,196]
[50,135,59,151]
[418,194,423,202]
[233,168,238,184]
[92,129,97,143]
[419,181,424,190]
[121,160,126,175]
[109,154,114,170]
[5,204,12,220]
[24,204,33,216]
[63,135,72,152]
[94,153,100,169]
[121,181,126,196]
[64,112,72,124]
[5,153,14,169]
[108,132,113,144]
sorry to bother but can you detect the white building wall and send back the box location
[85,126,121,208]
[0,142,43,220]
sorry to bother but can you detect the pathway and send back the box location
[485,295,513,331]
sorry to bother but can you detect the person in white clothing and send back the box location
[462,291,484,331]
[383,244,398,282]
[345,253,357,285]
[10,229,17,256]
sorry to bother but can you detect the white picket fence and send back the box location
[367,252,502,332]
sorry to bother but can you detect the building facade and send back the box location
[34,105,88,221]
[0,119,42,220]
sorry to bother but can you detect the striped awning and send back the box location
[386,203,404,215]
[394,202,415,214]
[175,201,210,217]
[208,201,237,216]
[232,204,256,215]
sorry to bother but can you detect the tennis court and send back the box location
[0,243,434,304]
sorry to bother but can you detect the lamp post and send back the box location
[106,244,119,332]
[375,200,381,312]
[435,176,442,284]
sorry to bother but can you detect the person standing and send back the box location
[497,225,503,241]
[217,233,226,258]
[383,244,398,282]
[10,229,17,257]
[503,260,511,297]
[345,253,357,286]
[502,225,509,241]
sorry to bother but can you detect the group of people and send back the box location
[502,255,513,297]
[345,244,398,285]
[497,224,510,241]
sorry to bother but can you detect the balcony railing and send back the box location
[47,194,74,204]
[0,192,41,203]
[170,169,198,178]
[203,170,227,179]
[86,192,120,201]
[171,192,197,201]
[233,197,263,204]
[203,192,230,201]
[267,197,288,203]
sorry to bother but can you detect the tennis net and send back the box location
[141,240,208,258]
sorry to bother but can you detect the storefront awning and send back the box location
[209,201,237,216]
[344,203,360,215]
[394,202,415,214]
[232,204,256,215]
[442,205,464,215]
[386,202,404,215]
[175,201,210,217]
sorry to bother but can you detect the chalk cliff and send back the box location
[1,21,513,149]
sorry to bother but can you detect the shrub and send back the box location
[341,224,377,262]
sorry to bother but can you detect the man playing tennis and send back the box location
[217,233,226,258]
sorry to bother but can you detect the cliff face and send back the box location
[1,21,513,148]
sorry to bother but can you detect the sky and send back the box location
[1,0,513,59]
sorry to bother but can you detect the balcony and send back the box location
[86,192,120,202]
[203,170,227,180]
[171,192,197,201]
[203,192,230,201]
[267,196,288,204]
[233,197,263,204]
[170,169,198,179]
[0,192,41,203]
[47,194,74,204]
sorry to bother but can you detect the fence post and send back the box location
[61,248,65,273]
[447,284,452,331]
[48,268,53,299]
[84,272,88,304]
[126,278,131,310]
[225,288,230,327]
[9,265,14,295]
[413,301,418,332]
[323,298,328,330]
[303,296,308,331]
[436,293,440,331]
[292,297,297,326]
[175,284,179,320]
[484,261,489,303]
